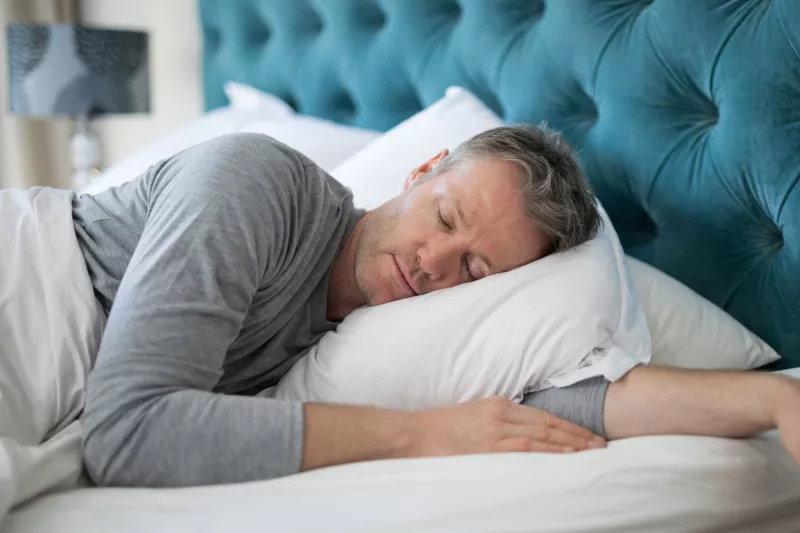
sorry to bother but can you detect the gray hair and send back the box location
[425,125,602,253]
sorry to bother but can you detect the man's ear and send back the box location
[403,149,449,191]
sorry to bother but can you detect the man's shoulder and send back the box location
[155,133,313,201]
[187,132,309,175]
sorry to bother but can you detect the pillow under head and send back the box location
[275,203,651,410]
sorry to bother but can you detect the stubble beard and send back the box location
[354,205,400,306]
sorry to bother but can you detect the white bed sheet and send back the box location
[8,409,800,533]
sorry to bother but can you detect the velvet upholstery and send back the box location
[199,0,800,368]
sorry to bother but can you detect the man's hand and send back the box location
[775,378,800,464]
[301,397,606,473]
[409,396,607,456]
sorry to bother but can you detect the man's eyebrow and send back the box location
[453,198,493,271]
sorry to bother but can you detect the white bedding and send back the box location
[0,188,103,529]
[7,429,800,533]
[2,185,799,532]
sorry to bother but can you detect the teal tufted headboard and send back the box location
[198,0,799,369]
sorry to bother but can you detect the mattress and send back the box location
[7,368,800,533]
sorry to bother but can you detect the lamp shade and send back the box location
[7,23,150,117]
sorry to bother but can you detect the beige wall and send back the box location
[78,0,203,168]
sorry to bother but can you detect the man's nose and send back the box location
[418,238,463,289]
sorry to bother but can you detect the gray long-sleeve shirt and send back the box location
[74,133,607,488]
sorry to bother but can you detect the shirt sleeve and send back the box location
[520,377,609,437]
[82,134,309,487]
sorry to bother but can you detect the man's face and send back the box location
[354,153,553,306]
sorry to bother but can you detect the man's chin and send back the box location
[363,281,401,307]
[366,293,394,307]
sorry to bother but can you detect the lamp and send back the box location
[6,23,150,189]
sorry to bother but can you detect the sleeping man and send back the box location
[76,126,800,487]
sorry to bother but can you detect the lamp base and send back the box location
[69,116,101,190]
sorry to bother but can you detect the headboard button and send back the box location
[363,4,386,32]
[773,226,785,251]
[531,0,546,19]
[251,21,270,47]
[443,1,462,23]
[206,27,221,51]
[706,104,719,128]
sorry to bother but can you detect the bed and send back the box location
[5,0,800,531]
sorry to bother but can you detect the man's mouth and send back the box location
[392,255,417,297]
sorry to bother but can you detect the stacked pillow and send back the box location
[80,82,380,195]
[626,257,779,369]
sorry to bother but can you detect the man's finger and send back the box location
[492,437,576,454]
[506,402,604,442]
[503,423,597,451]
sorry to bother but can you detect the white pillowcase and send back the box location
[226,82,381,171]
[275,203,651,410]
[332,86,505,210]
[238,117,379,172]
[626,256,780,370]
[273,88,651,410]
[80,106,270,195]
[222,81,296,117]
[81,83,380,195]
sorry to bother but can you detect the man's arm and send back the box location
[519,364,800,466]
[83,135,312,487]
[603,365,800,463]
[301,396,606,472]
[300,366,800,472]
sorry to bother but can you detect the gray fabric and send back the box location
[75,133,363,487]
[73,132,607,488]
[521,377,609,438]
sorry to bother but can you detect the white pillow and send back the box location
[626,256,781,370]
[275,203,651,410]
[238,117,379,171]
[80,106,272,195]
[332,86,505,209]
[82,84,380,195]
[226,82,381,170]
[223,81,295,117]
[273,90,651,409]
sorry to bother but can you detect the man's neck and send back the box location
[327,216,368,322]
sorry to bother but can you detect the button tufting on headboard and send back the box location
[441,1,462,24]
[518,0,545,21]
[248,20,270,49]
[360,1,386,32]
[199,0,800,368]
[205,26,221,51]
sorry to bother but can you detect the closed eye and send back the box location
[436,206,453,231]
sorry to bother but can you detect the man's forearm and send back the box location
[302,396,605,472]
[604,365,794,440]
[301,403,414,471]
